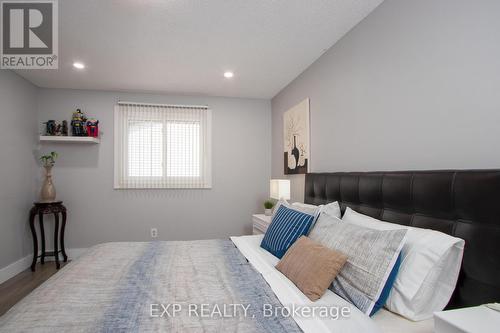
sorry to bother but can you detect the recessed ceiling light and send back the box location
[223,71,234,78]
[73,62,85,69]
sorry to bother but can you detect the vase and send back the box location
[40,165,56,202]
[264,208,273,216]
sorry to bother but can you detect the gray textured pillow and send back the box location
[308,213,407,315]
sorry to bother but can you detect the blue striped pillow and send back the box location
[260,205,315,258]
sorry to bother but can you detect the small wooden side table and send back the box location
[29,201,68,271]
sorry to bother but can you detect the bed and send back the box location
[0,170,499,332]
[303,170,500,310]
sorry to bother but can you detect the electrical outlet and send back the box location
[150,228,158,238]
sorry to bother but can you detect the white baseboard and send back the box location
[0,256,32,285]
[0,248,88,285]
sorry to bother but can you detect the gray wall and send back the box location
[272,0,500,202]
[0,71,38,268]
[37,89,271,249]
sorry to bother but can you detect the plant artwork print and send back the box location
[284,98,310,174]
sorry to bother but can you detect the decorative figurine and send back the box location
[55,123,63,136]
[71,109,88,136]
[45,120,57,136]
[62,120,69,136]
[86,119,99,137]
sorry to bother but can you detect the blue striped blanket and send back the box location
[0,240,302,332]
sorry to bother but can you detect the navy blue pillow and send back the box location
[260,205,315,259]
[370,254,402,316]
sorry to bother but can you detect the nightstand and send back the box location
[252,214,272,235]
[434,305,500,333]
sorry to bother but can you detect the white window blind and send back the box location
[114,102,212,189]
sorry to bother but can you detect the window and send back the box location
[114,102,212,188]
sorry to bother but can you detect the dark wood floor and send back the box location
[0,262,67,317]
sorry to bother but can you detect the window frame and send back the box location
[114,103,212,189]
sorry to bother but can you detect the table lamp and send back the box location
[270,179,291,200]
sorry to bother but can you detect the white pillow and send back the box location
[272,200,341,219]
[292,201,341,219]
[342,207,465,321]
[290,201,322,216]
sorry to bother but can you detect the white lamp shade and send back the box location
[270,179,291,200]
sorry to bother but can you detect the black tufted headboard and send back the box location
[305,170,500,308]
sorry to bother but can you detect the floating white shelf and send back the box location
[39,136,100,144]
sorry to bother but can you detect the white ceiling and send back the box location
[16,0,383,99]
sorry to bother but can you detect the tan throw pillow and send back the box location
[275,236,348,301]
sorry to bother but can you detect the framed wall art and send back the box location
[283,98,309,175]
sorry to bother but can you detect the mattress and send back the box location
[0,236,432,333]
[231,235,433,333]
[0,240,302,332]
[373,309,433,333]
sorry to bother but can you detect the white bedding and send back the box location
[372,309,433,333]
[231,235,433,333]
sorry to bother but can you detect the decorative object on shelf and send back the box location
[264,200,275,216]
[62,120,69,136]
[284,98,310,174]
[55,123,63,136]
[86,118,99,137]
[270,179,291,200]
[43,120,69,136]
[71,109,88,136]
[39,151,58,202]
[44,120,57,136]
